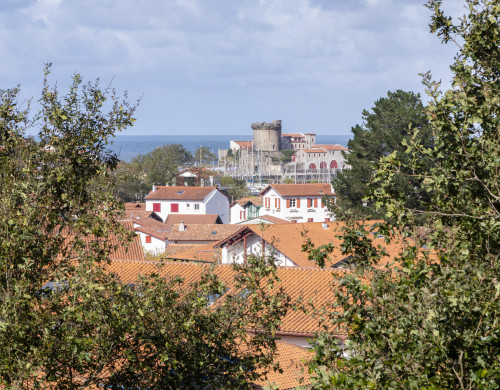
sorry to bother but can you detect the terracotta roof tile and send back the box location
[239,215,292,224]
[167,224,242,242]
[167,243,222,262]
[254,342,312,389]
[282,133,305,138]
[261,183,333,197]
[133,218,171,241]
[231,197,263,207]
[312,144,348,151]
[164,214,222,226]
[107,260,344,336]
[216,221,416,269]
[145,186,217,200]
[124,202,146,210]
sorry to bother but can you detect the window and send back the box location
[289,198,296,208]
[325,218,330,223]
[171,203,179,212]
[194,203,200,210]
[307,198,313,208]
[153,203,161,212]
[145,235,151,244]
[308,218,313,222]
[186,203,190,208]
[275,198,281,209]
[240,211,246,220]
[265,197,270,208]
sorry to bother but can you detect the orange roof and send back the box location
[124,202,146,210]
[145,186,217,200]
[216,221,413,269]
[282,133,305,138]
[238,215,292,224]
[167,243,222,262]
[255,342,312,389]
[230,196,263,207]
[298,148,327,153]
[312,144,348,151]
[233,140,252,148]
[167,224,242,243]
[107,260,346,336]
[133,218,171,241]
[164,214,222,226]
[261,183,333,197]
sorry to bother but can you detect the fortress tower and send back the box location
[251,120,282,152]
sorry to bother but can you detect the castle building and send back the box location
[219,120,349,183]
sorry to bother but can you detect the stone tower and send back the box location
[251,120,282,152]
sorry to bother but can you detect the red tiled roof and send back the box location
[260,183,333,197]
[230,197,263,207]
[255,342,312,389]
[282,133,305,138]
[107,260,345,336]
[233,141,252,148]
[216,221,415,269]
[133,218,171,241]
[312,144,348,151]
[145,186,217,201]
[164,214,222,226]
[124,203,146,210]
[167,224,242,243]
[298,148,327,153]
[239,215,292,224]
[167,243,222,262]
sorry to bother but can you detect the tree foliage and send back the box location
[194,145,217,165]
[332,90,432,219]
[0,69,290,389]
[309,1,500,388]
[221,175,251,202]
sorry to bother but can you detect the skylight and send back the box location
[177,190,185,194]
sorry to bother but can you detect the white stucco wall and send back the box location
[260,188,332,223]
[230,203,245,224]
[205,190,230,224]
[135,231,166,253]
[220,234,296,266]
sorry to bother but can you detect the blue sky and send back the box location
[0,0,463,136]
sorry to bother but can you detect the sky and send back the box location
[0,0,465,136]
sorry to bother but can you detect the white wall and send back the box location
[145,199,206,222]
[135,230,166,253]
[230,203,245,224]
[221,234,296,266]
[261,188,332,223]
[205,190,230,224]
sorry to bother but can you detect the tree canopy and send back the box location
[332,90,432,219]
[309,1,500,388]
[0,69,290,389]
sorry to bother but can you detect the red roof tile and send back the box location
[164,214,222,226]
[145,186,217,200]
[261,183,333,197]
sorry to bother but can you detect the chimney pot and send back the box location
[179,221,186,231]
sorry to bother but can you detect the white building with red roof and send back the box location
[259,183,333,223]
[145,186,230,224]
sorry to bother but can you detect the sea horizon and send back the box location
[110,134,352,162]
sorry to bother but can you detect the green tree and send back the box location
[0,70,290,389]
[332,90,432,219]
[309,1,500,388]
[221,175,251,202]
[194,145,217,165]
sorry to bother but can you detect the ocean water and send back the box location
[109,134,352,162]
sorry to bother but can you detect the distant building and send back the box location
[259,183,334,223]
[229,197,263,223]
[219,120,349,182]
[145,186,230,224]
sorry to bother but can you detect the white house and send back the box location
[259,183,333,223]
[145,186,230,224]
[229,197,263,224]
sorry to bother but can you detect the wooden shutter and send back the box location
[153,203,161,212]
[286,199,291,208]
[314,198,318,208]
[171,203,179,212]
[145,235,152,244]
[297,198,300,208]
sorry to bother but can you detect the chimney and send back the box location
[322,223,328,229]
[179,221,186,232]
[152,185,157,193]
